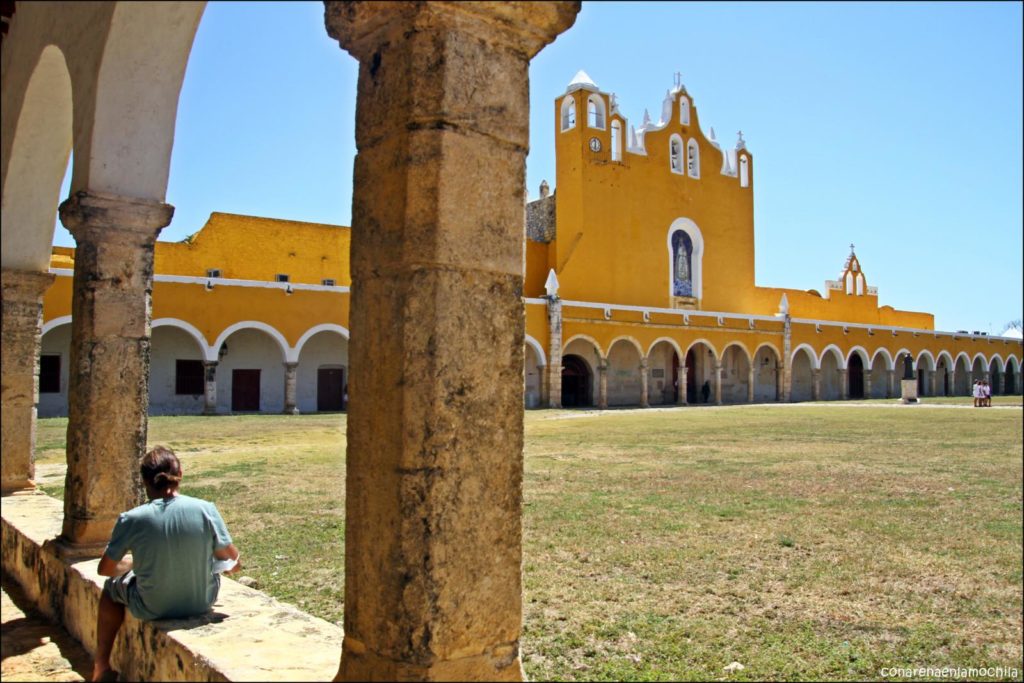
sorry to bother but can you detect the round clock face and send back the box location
[589,136,602,152]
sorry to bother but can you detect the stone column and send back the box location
[537,364,547,407]
[283,362,299,415]
[597,359,608,410]
[57,191,173,553]
[546,298,563,408]
[202,361,218,415]
[713,361,723,406]
[812,368,821,401]
[676,365,687,406]
[776,366,784,402]
[639,358,649,408]
[925,369,934,397]
[326,4,579,681]
[864,373,873,399]
[747,366,755,403]
[1,269,56,493]
[839,368,848,400]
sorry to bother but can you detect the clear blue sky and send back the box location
[53,1,1023,334]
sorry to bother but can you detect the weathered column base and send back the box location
[337,637,523,682]
[43,537,110,561]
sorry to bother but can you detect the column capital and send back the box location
[2,268,56,302]
[326,1,581,63]
[283,361,300,370]
[59,191,173,244]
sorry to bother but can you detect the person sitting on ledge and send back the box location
[92,446,241,682]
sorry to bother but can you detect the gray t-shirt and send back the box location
[105,494,233,620]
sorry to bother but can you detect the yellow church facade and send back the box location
[38,74,1021,416]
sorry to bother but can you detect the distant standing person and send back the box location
[701,379,711,404]
[92,446,241,682]
[972,380,981,408]
[982,380,992,407]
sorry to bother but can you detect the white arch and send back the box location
[970,352,988,370]
[292,323,350,363]
[819,344,847,370]
[586,93,605,130]
[679,95,690,125]
[563,334,605,361]
[686,138,700,178]
[1006,355,1021,373]
[152,317,210,358]
[935,350,954,370]
[915,349,936,371]
[608,335,645,359]
[2,45,73,271]
[525,334,547,367]
[721,341,752,364]
[647,336,683,359]
[212,321,290,364]
[41,314,73,336]
[892,347,916,371]
[684,338,719,362]
[753,342,782,362]
[668,134,684,174]
[846,345,870,367]
[560,95,576,132]
[791,343,820,370]
[666,217,705,302]
[610,120,622,161]
[870,347,895,371]
[953,351,971,370]
[987,354,1005,373]
[739,154,749,188]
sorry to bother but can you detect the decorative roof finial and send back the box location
[643,108,651,127]
[630,125,638,148]
[709,127,717,142]
[849,242,856,254]
[736,130,746,150]
[539,180,550,199]
[610,92,619,113]
[544,269,560,298]
[778,293,790,316]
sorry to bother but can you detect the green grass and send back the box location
[33,399,1023,681]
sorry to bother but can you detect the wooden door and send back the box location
[232,369,261,412]
[317,367,345,411]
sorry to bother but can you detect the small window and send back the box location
[39,355,61,393]
[679,96,690,126]
[206,268,221,278]
[687,139,700,178]
[275,274,290,283]
[610,121,622,161]
[322,278,336,287]
[856,274,864,296]
[175,359,205,396]
[587,95,605,130]
[560,96,576,132]
[845,273,854,295]
[739,155,749,188]
[669,136,683,174]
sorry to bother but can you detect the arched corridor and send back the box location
[790,346,815,402]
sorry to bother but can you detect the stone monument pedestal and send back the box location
[900,379,919,404]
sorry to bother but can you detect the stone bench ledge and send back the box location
[1,491,342,681]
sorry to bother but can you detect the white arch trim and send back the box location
[819,344,847,370]
[953,352,971,369]
[846,345,870,367]
[752,342,782,363]
[666,217,705,302]
[721,341,752,364]
[41,315,73,336]
[292,323,350,363]
[935,350,954,370]
[915,349,936,371]
[564,334,605,361]
[1006,356,1021,373]
[211,321,290,364]
[608,335,645,359]
[987,354,1005,372]
[525,335,547,367]
[152,318,210,358]
[892,347,915,371]
[970,352,989,369]
[871,347,895,371]
[684,338,719,362]
[791,343,820,370]
[647,336,683,359]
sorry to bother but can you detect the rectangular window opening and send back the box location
[39,354,61,393]
[175,359,205,395]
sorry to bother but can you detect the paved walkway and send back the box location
[1,573,90,682]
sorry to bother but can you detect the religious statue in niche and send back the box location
[672,230,694,297]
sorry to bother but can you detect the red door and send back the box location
[231,369,261,412]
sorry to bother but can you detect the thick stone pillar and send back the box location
[597,359,608,410]
[326,4,579,681]
[57,191,173,553]
[864,373,873,400]
[546,298,563,408]
[747,366,755,403]
[812,368,821,401]
[676,365,686,406]
[1,269,56,493]
[283,362,299,415]
[775,366,784,402]
[202,361,218,415]
[537,363,547,407]
[639,358,649,408]
[887,369,896,398]
[713,361,723,406]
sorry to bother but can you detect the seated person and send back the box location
[92,446,241,682]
